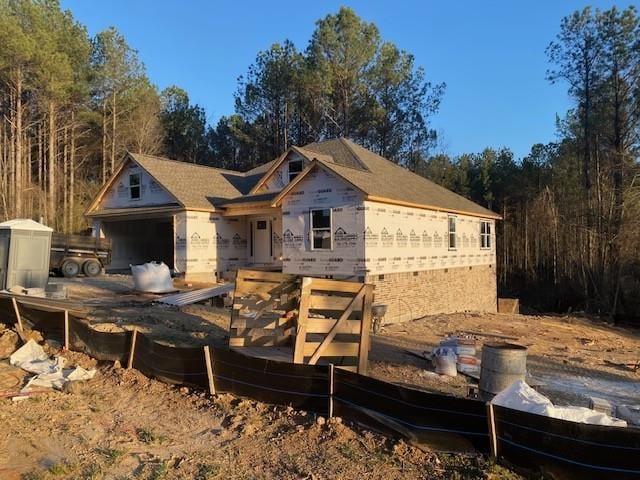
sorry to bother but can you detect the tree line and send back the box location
[0,3,441,232]
[1,2,638,318]
[421,7,640,319]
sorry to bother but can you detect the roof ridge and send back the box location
[130,152,245,176]
[339,137,371,171]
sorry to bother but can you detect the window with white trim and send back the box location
[480,220,491,249]
[288,159,303,182]
[448,215,456,250]
[129,173,141,200]
[310,208,332,250]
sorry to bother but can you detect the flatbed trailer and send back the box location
[50,233,111,278]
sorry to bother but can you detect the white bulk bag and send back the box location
[130,262,174,293]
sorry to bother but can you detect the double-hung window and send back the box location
[288,159,303,182]
[129,173,141,200]
[480,221,491,249]
[310,208,332,250]
[448,215,456,250]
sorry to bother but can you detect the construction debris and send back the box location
[0,329,19,359]
[492,380,627,427]
[9,340,96,394]
[616,405,640,426]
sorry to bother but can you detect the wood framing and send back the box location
[229,269,300,348]
[294,277,374,374]
[227,270,374,374]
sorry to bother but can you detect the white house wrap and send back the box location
[87,138,500,321]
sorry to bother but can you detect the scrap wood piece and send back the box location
[603,359,640,372]
[156,283,234,306]
[462,330,519,341]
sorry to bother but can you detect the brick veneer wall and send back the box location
[365,264,497,324]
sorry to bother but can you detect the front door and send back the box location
[251,217,271,264]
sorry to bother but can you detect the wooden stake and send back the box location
[127,328,138,369]
[63,310,69,350]
[487,403,498,458]
[358,284,374,375]
[12,298,23,333]
[293,278,312,364]
[328,364,334,418]
[204,345,216,396]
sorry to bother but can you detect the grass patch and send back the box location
[136,427,168,445]
[336,442,360,461]
[48,461,73,475]
[21,472,44,480]
[149,461,168,480]
[196,463,220,479]
[80,463,102,480]
[97,446,126,464]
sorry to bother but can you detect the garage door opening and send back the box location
[102,217,174,272]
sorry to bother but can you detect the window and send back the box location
[448,216,456,249]
[480,221,492,249]
[129,173,141,200]
[288,159,303,182]
[310,208,332,250]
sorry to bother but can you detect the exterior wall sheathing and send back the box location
[279,177,498,320]
[281,167,366,276]
[175,211,248,282]
[362,200,497,321]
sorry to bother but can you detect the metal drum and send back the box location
[479,342,527,401]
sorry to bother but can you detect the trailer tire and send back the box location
[82,259,102,277]
[61,259,80,278]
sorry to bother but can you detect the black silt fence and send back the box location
[131,333,209,388]
[8,298,640,478]
[333,368,490,453]
[18,303,65,344]
[68,316,131,364]
[494,405,640,480]
[210,348,330,415]
[0,297,19,326]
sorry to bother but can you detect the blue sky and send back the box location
[61,0,628,159]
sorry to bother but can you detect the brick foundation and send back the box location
[365,264,497,324]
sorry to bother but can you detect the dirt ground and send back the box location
[2,274,639,478]
[0,352,518,480]
[53,275,640,406]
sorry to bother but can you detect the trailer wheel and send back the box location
[61,259,80,278]
[82,259,102,277]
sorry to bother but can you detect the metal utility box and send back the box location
[0,219,53,291]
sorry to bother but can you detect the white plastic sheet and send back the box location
[492,380,627,427]
[10,340,96,392]
[131,261,175,293]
